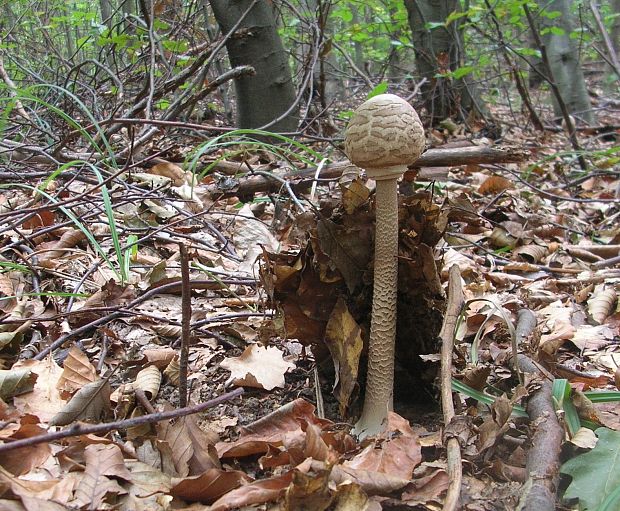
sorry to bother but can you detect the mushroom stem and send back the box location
[354,176,399,437]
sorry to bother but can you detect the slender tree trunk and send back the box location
[612,0,620,55]
[403,0,487,124]
[532,0,594,124]
[208,0,298,132]
[100,0,114,30]
[351,9,365,70]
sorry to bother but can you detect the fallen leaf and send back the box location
[220,344,295,391]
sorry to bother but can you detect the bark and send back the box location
[99,0,114,29]
[403,0,488,123]
[208,0,298,132]
[515,355,563,511]
[533,0,594,124]
[613,0,620,53]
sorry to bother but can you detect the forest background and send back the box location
[1,0,620,510]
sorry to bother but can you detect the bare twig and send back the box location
[438,265,464,511]
[178,243,191,408]
[0,388,244,454]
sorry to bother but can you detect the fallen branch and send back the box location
[0,387,244,454]
[439,265,464,511]
[205,145,529,199]
[515,355,564,511]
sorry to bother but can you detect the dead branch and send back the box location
[515,355,564,511]
[0,387,244,454]
[439,265,464,511]
[204,145,529,199]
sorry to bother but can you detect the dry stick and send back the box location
[0,53,31,122]
[0,387,243,454]
[178,243,191,408]
[31,278,256,360]
[205,146,529,199]
[514,355,563,511]
[438,265,465,511]
[522,4,588,172]
[134,388,157,415]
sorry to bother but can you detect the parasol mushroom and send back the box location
[344,93,425,438]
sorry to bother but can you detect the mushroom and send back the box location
[344,94,425,438]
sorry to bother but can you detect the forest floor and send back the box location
[0,86,619,511]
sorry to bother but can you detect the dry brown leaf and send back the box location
[571,324,615,351]
[37,229,86,268]
[587,285,617,324]
[220,344,295,391]
[56,346,97,395]
[401,469,449,505]
[217,399,330,458]
[49,379,111,426]
[344,413,421,480]
[316,217,372,294]
[157,415,220,477]
[150,162,186,186]
[71,444,129,509]
[13,359,65,422]
[169,468,252,504]
[283,465,333,511]
[141,347,177,368]
[134,365,162,399]
[331,482,370,511]
[209,471,293,511]
[319,461,410,495]
[0,368,37,399]
[513,244,547,263]
[124,459,172,496]
[163,355,180,385]
[478,175,514,195]
[341,178,370,214]
[324,297,363,416]
[0,273,16,313]
[0,415,50,476]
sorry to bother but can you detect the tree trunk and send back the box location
[612,0,620,56]
[208,0,298,132]
[99,0,114,30]
[403,0,487,124]
[534,0,594,124]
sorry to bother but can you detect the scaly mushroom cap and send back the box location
[344,94,425,180]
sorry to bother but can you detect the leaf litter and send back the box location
[0,104,618,510]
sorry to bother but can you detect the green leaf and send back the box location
[425,21,445,30]
[552,379,580,436]
[367,82,388,99]
[561,428,620,510]
[445,10,467,25]
[541,26,565,36]
[452,65,475,79]
[162,39,188,53]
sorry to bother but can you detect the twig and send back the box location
[178,243,191,408]
[438,265,464,511]
[30,279,257,360]
[135,388,157,414]
[0,388,244,454]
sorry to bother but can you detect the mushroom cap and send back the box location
[344,94,425,180]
